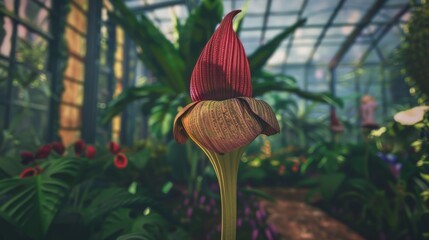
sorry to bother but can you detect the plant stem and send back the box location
[189,133,246,240]
[204,147,245,240]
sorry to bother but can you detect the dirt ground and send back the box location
[260,188,365,240]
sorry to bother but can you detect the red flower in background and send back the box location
[114,153,128,169]
[19,167,37,178]
[278,165,285,176]
[74,140,85,157]
[330,109,344,133]
[20,151,35,165]
[35,144,52,159]
[292,162,300,173]
[109,141,121,155]
[52,142,65,155]
[86,145,96,158]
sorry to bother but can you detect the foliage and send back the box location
[399,1,429,104]
[298,123,429,240]
[103,0,342,140]
[0,140,183,240]
[174,183,279,240]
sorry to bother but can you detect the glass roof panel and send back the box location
[270,0,304,12]
[242,16,264,30]
[267,15,299,27]
[287,46,313,64]
[302,0,337,24]
[125,0,411,68]
[246,0,267,14]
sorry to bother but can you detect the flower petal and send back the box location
[394,106,429,125]
[237,97,280,135]
[173,101,200,144]
[190,10,252,101]
[181,99,263,154]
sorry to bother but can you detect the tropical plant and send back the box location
[298,135,429,239]
[102,0,342,139]
[0,140,183,240]
[400,1,429,103]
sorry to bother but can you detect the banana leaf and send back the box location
[110,0,185,92]
[101,84,174,123]
[178,0,223,86]
[0,159,80,240]
[253,74,344,107]
[248,18,307,75]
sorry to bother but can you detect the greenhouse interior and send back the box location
[0,0,429,239]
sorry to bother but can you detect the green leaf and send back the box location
[233,0,250,35]
[252,75,343,107]
[242,187,276,202]
[161,181,173,194]
[178,0,223,87]
[110,0,186,91]
[0,159,80,240]
[101,84,173,123]
[248,18,307,75]
[101,208,168,240]
[320,173,346,201]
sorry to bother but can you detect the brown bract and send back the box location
[173,97,279,154]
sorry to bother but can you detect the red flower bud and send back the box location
[35,144,52,159]
[86,145,96,158]
[114,153,128,169]
[52,142,65,155]
[109,141,121,155]
[20,151,35,165]
[74,140,85,157]
[19,167,37,178]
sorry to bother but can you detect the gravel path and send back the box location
[260,188,365,240]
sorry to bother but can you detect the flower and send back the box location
[393,106,429,125]
[74,140,85,157]
[173,10,279,154]
[330,109,344,132]
[20,151,35,165]
[251,229,259,240]
[52,142,65,155]
[114,153,128,169]
[19,167,37,178]
[172,10,279,239]
[109,141,122,154]
[278,164,286,176]
[35,144,52,159]
[86,145,96,158]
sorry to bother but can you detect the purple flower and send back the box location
[244,206,251,217]
[256,210,263,222]
[205,204,211,213]
[237,218,243,228]
[184,198,190,206]
[251,229,259,240]
[268,224,277,234]
[199,195,206,205]
[265,228,274,240]
[186,207,193,218]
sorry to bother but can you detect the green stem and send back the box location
[204,147,245,240]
